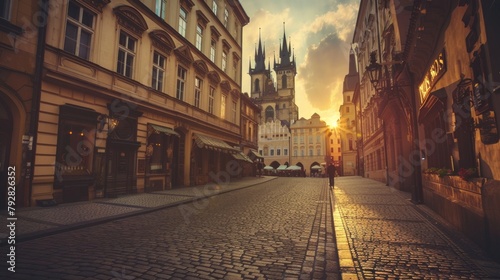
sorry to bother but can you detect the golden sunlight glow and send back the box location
[328,116,339,128]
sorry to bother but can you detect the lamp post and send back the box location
[365,51,423,203]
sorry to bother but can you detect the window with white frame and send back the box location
[222,51,227,72]
[176,66,187,101]
[208,87,215,114]
[224,8,229,27]
[155,0,167,20]
[179,7,187,37]
[220,94,226,119]
[64,0,95,60]
[194,77,202,108]
[210,40,216,62]
[232,100,237,123]
[0,0,11,20]
[152,51,165,91]
[195,24,203,51]
[212,0,218,15]
[284,149,288,156]
[277,149,281,156]
[270,149,274,156]
[117,31,136,78]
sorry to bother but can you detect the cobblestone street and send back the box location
[333,176,500,279]
[1,177,339,279]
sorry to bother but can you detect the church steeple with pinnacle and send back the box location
[274,22,295,72]
[249,25,298,125]
[343,47,358,92]
[249,29,268,75]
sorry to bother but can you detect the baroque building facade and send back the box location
[258,120,290,168]
[352,0,500,260]
[7,0,253,206]
[352,0,387,184]
[328,126,343,174]
[290,113,331,175]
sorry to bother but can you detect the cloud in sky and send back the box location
[241,0,359,124]
[299,34,350,111]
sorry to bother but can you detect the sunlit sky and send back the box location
[240,0,360,127]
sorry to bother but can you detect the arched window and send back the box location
[265,106,274,122]
[281,74,287,89]
[254,78,260,93]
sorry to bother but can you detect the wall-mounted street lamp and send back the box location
[366,51,383,90]
[97,114,119,134]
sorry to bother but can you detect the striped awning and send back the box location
[248,149,263,160]
[150,124,180,137]
[232,152,254,163]
[194,134,238,153]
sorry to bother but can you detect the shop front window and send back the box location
[55,105,98,184]
[146,124,178,175]
[147,133,165,174]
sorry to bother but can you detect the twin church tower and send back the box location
[249,25,299,127]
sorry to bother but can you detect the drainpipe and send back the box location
[27,0,49,206]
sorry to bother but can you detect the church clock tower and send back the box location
[249,25,298,126]
[274,24,298,125]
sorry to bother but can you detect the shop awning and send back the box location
[248,149,263,160]
[194,134,239,153]
[150,124,180,137]
[232,152,254,163]
[277,165,288,170]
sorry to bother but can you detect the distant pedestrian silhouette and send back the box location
[327,163,336,188]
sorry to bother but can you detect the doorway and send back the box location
[106,142,138,197]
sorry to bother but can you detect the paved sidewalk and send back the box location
[332,176,500,279]
[0,176,276,245]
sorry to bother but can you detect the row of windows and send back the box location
[330,147,341,153]
[292,128,323,133]
[154,0,239,39]
[330,139,341,144]
[293,136,322,143]
[260,134,289,138]
[293,149,323,157]
[63,1,238,123]
[63,1,238,80]
[177,1,239,77]
[260,148,289,157]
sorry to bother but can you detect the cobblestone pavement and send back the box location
[1,177,340,279]
[0,176,275,241]
[333,176,500,279]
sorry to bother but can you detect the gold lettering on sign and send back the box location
[419,50,446,103]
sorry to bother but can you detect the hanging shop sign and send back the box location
[419,49,447,103]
